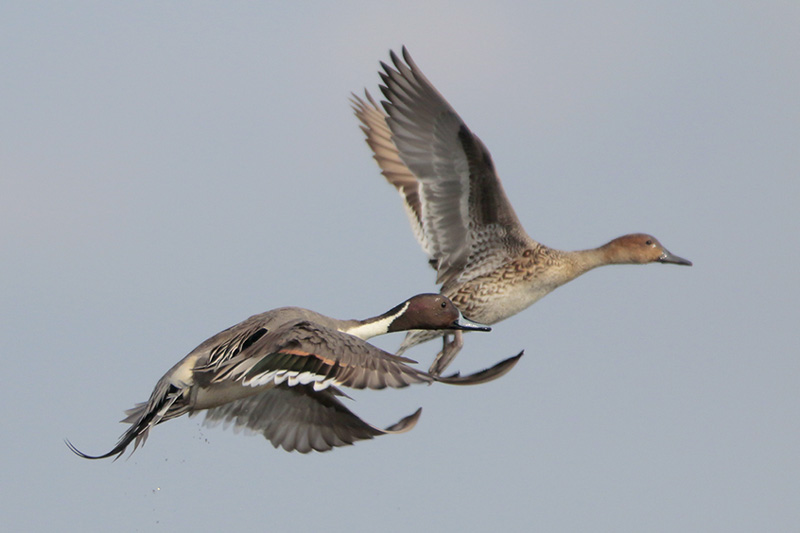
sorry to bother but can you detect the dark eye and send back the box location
[441,301,447,308]
[646,240,653,246]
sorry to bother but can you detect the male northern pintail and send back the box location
[352,47,692,376]
[66,294,519,458]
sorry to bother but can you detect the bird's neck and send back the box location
[340,301,411,340]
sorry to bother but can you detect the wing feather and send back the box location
[358,47,534,286]
[210,320,433,391]
[201,384,422,453]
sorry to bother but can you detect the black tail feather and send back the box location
[64,416,151,461]
[66,382,183,460]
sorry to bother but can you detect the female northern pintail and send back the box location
[352,47,692,376]
[67,294,518,458]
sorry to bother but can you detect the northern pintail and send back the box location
[352,47,692,375]
[66,294,519,458]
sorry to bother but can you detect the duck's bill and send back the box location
[658,249,693,266]
[450,314,491,332]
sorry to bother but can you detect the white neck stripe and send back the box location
[342,301,410,340]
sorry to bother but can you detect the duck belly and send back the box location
[448,279,556,325]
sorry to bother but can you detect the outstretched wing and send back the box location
[201,383,421,453]
[352,91,432,262]
[210,320,434,390]
[363,47,533,286]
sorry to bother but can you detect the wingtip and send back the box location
[436,350,524,386]
[383,407,422,434]
[400,45,413,65]
[349,89,378,109]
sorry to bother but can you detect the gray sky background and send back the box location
[3,2,798,531]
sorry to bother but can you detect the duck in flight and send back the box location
[352,47,692,376]
[66,293,520,458]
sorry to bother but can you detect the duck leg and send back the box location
[428,330,464,376]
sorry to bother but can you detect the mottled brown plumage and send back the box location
[353,47,692,375]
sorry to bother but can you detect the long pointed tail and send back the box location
[66,382,184,460]
[65,418,150,460]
